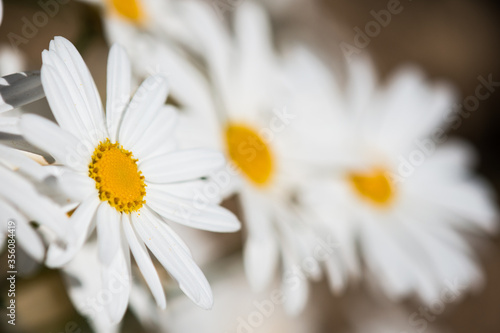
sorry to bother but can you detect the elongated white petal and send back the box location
[46,196,99,267]
[43,37,107,144]
[106,44,131,142]
[140,149,225,184]
[180,1,233,109]
[58,170,97,202]
[101,218,131,324]
[132,207,213,309]
[0,200,45,262]
[0,116,20,134]
[243,236,278,292]
[40,63,91,142]
[240,187,278,290]
[127,106,178,162]
[234,1,275,102]
[0,144,52,182]
[20,114,88,172]
[118,75,169,149]
[146,186,240,232]
[96,203,121,265]
[123,215,167,309]
[282,253,309,316]
[0,165,67,239]
[61,242,119,332]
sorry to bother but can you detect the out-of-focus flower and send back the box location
[159,1,330,315]
[20,37,240,325]
[0,145,68,261]
[77,0,196,55]
[295,54,498,304]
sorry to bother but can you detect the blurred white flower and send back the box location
[0,145,67,262]
[77,0,197,55]
[294,53,498,304]
[157,0,330,315]
[20,36,240,325]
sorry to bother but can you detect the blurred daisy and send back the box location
[0,145,67,262]
[77,0,196,54]
[166,1,327,315]
[20,37,240,324]
[296,55,498,304]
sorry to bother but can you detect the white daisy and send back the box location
[294,54,498,304]
[160,1,327,314]
[0,145,67,262]
[20,36,240,324]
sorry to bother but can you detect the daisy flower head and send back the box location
[168,1,331,315]
[295,54,499,304]
[20,36,240,324]
[0,145,68,262]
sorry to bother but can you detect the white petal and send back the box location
[140,149,225,183]
[20,114,88,172]
[243,236,278,291]
[0,144,52,182]
[0,165,67,239]
[96,203,121,265]
[46,195,99,267]
[0,200,45,262]
[282,253,309,316]
[123,215,167,309]
[58,170,97,202]
[0,116,20,135]
[146,185,240,232]
[132,207,213,309]
[127,105,178,162]
[240,187,278,290]
[346,56,377,120]
[118,75,169,149]
[106,44,131,142]
[234,1,275,101]
[101,219,131,324]
[44,37,107,143]
[180,1,233,109]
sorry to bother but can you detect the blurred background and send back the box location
[1,0,500,332]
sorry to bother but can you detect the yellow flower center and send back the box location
[349,168,394,207]
[225,123,274,186]
[89,139,146,214]
[109,0,144,23]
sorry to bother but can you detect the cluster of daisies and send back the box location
[0,0,498,332]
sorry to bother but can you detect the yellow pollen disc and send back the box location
[349,168,394,207]
[89,139,146,214]
[225,123,274,186]
[109,0,144,23]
